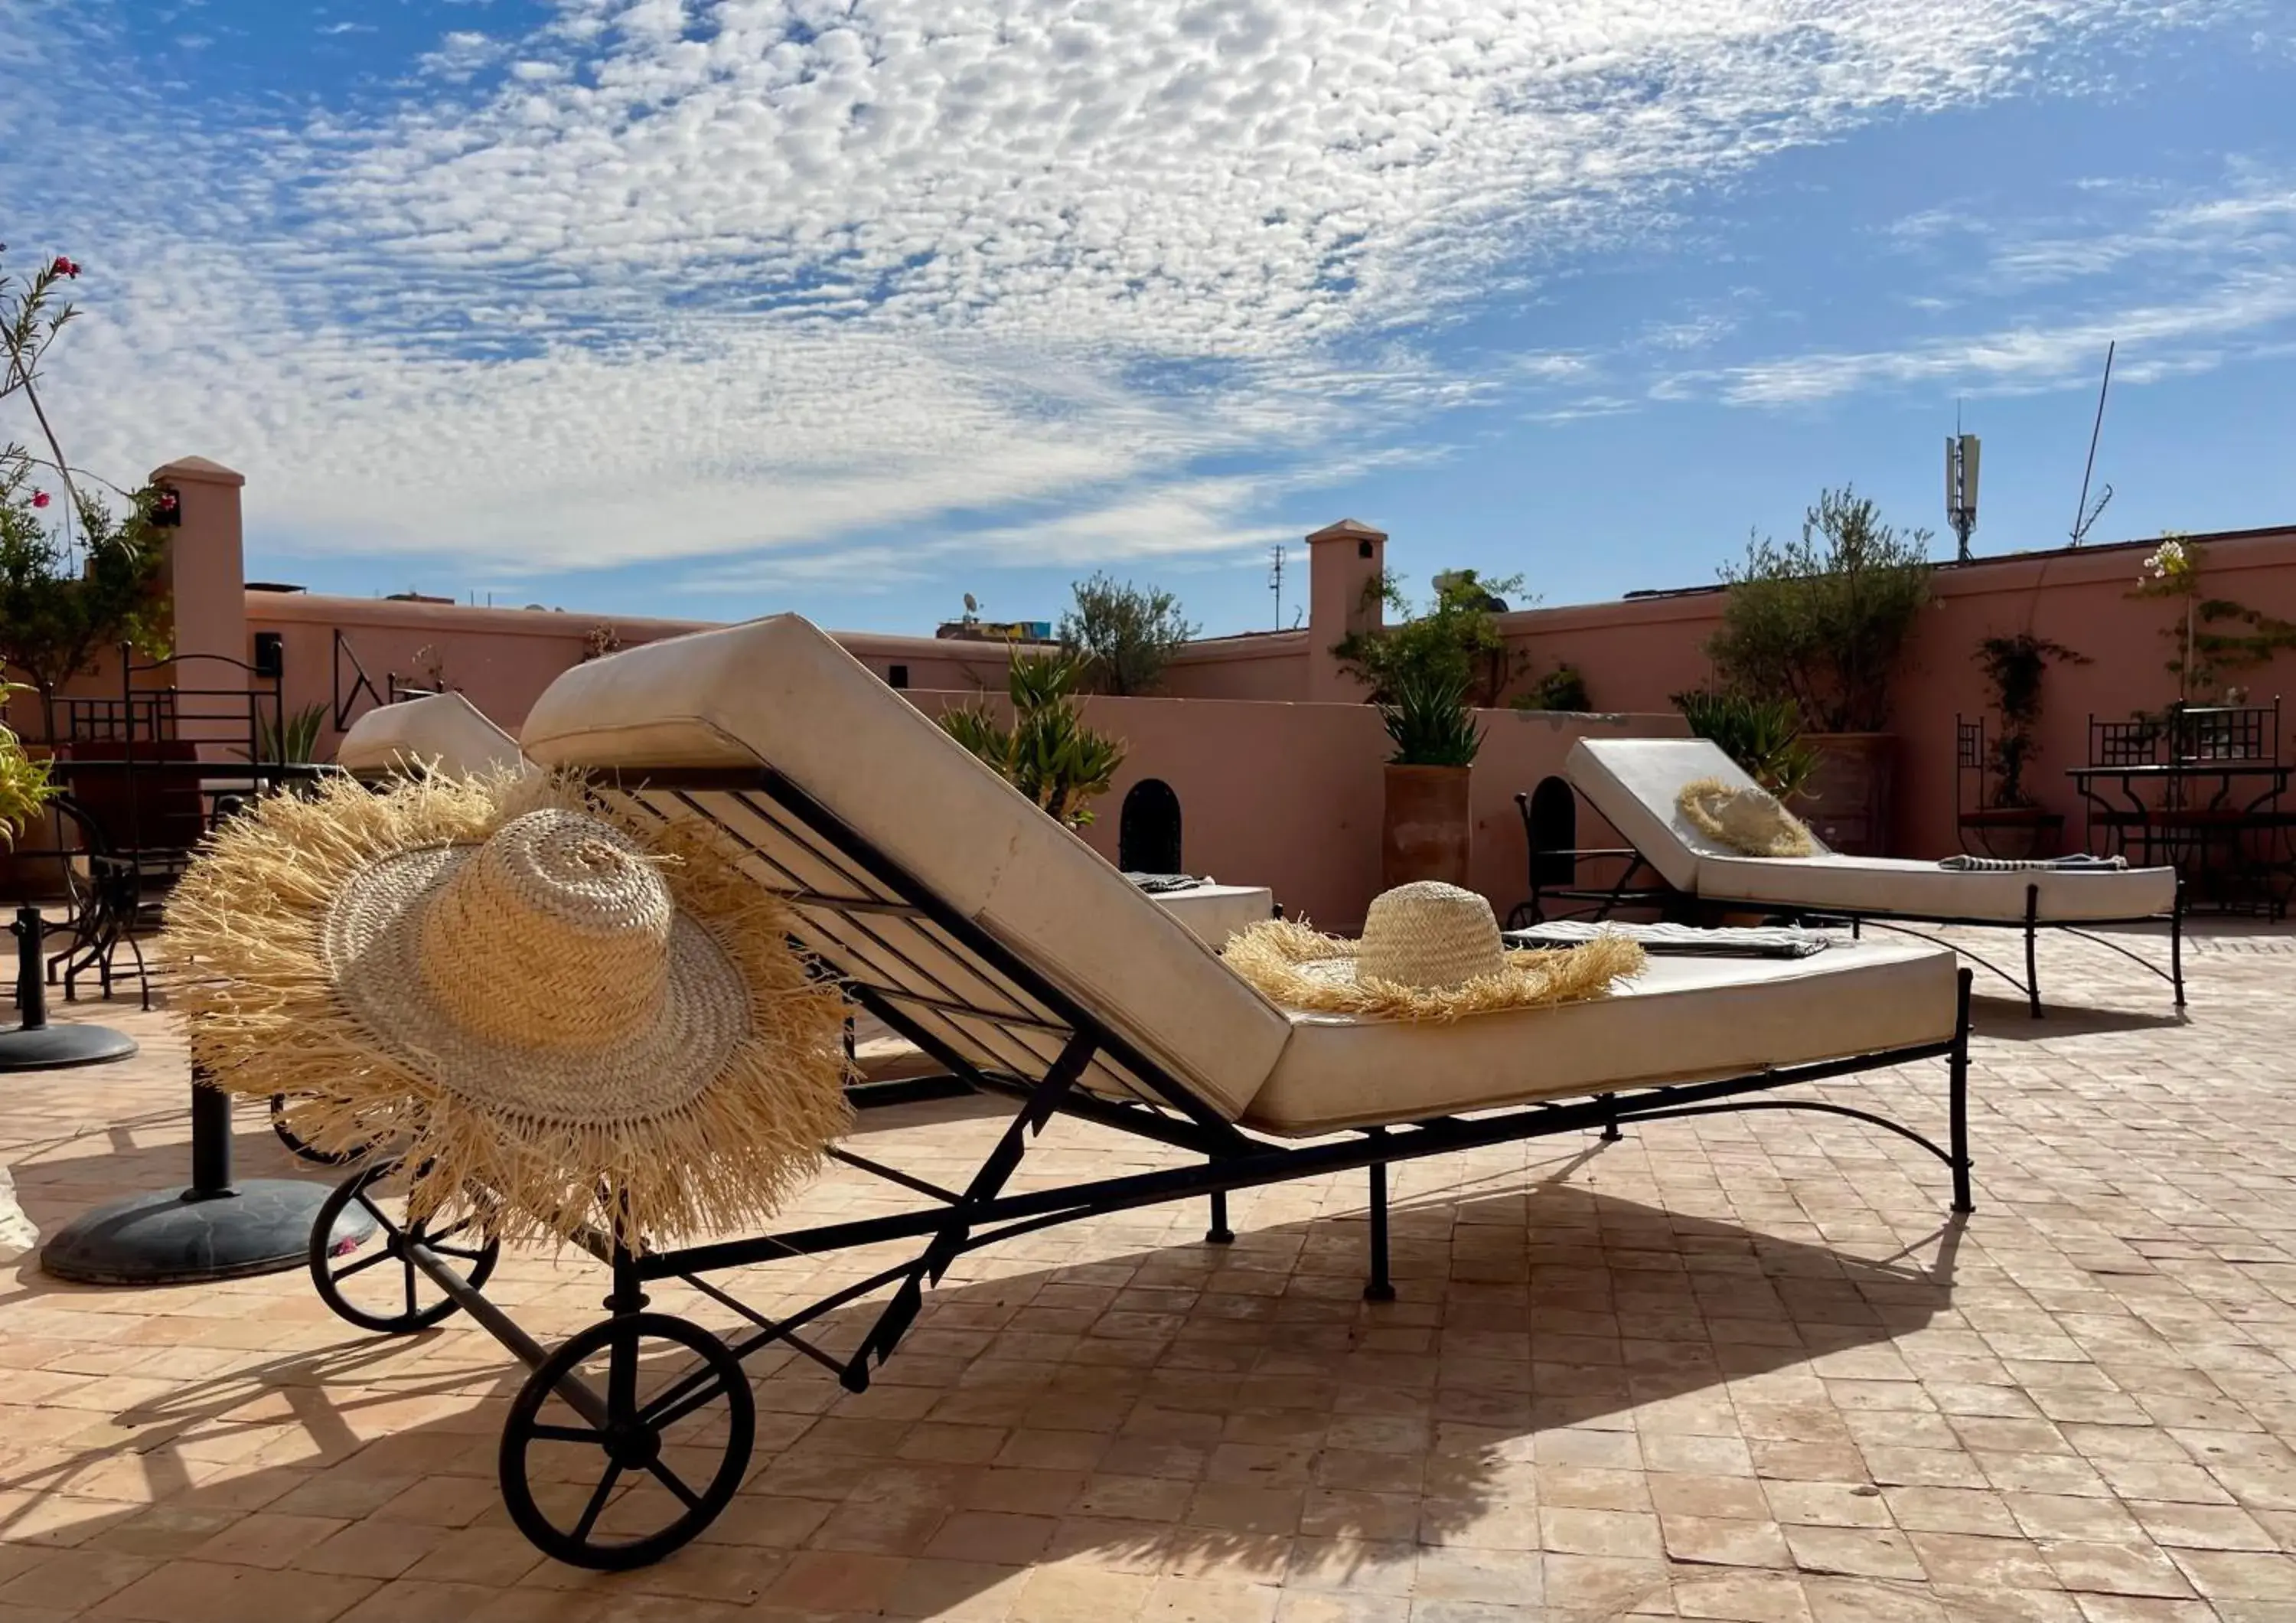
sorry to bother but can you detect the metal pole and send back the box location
[13,908,44,1031]
[188,1066,235,1198]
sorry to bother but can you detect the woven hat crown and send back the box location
[416,810,673,1053]
[1355,881,1505,991]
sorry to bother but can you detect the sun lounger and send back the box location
[301,616,1975,1571]
[334,691,527,780]
[1558,737,2183,1018]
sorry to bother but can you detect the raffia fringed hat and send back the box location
[164,771,853,1248]
[1676,776,1817,858]
[1222,881,1644,1020]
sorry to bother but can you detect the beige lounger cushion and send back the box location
[1568,739,2175,923]
[338,692,526,780]
[519,614,1292,1121]
[1245,937,1957,1136]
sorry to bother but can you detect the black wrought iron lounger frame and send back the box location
[1510,835,2185,1020]
[305,766,1977,1572]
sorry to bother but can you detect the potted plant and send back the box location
[1969,632,2087,857]
[1706,488,1932,854]
[1379,668,1482,889]
[939,648,1127,828]
[1671,688,1821,800]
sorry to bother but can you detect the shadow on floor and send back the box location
[1,1138,1969,1614]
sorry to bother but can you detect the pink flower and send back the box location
[31,490,51,508]
[51,256,78,279]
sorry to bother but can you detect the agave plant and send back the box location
[242,700,328,766]
[1671,688,1820,800]
[1381,668,1482,768]
[938,650,1127,827]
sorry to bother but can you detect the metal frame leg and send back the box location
[1205,1189,1234,1246]
[1597,1092,1621,1143]
[1949,969,1975,1214]
[2024,884,2043,1020]
[1363,1156,1394,1303]
[2171,883,2187,1008]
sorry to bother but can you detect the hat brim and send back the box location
[166,770,854,1248]
[1224,917,1645,1022]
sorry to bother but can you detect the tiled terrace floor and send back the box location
[4,926,2295,1621]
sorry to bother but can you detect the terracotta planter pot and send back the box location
[1382,764,1472,890]
[1794,733,1896,857]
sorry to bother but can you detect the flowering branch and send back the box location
[0,248,86,556]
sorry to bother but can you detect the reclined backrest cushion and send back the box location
[338,691,526,780]
[1566,738,1831,892]
[518,615,1291,1121]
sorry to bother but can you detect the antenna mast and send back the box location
[1268,545,1286,629]
[1945,404,1981,562]
[2070,341,2116,546]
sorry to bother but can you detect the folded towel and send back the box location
[1505,920,1833,959]
[1128,872,1211,894]
[1937,854,2128,873]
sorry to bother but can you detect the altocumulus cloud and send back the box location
[0,0,2258,574]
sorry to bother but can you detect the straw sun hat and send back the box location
[165,772,852,1246]
[1222,881,1644,1020]
[1676,776,1817,858]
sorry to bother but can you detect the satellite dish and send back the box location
[964,593,979,614]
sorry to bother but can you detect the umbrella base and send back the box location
[40,1179,374,1286]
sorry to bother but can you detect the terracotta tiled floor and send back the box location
[5,924,2295,1621]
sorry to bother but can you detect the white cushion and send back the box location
[1244,937,1959,1136]
[1566,737,1828,890]
[1568,737,2174,923]
[337,692,526,779]
[1694,853,2177,923]
[519,615,1293,1121]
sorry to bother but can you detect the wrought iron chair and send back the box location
[51,649,287,1007]
[1954,715,2063,859]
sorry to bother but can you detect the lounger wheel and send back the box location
[270,1092,369,1167]
[500,1311,754,1570]
[309,1162,500,1334]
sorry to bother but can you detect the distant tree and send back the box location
[1333,568,1528,708]
[1059,573,1199,696]
[1706,488,1932,733]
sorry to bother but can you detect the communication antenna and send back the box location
[1267,545,1286,629]
[2070,341,2116,546]
[1945,403,1980,562]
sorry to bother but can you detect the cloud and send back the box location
[1661,170,2296,405]
[0,0,2264,582]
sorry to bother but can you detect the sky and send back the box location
[4,0,2293,637]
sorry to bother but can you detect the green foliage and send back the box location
[1059,573,1198,696]
[938,649,1127,827]
[2128,536,2296,700]
[0,456,171,710]
[1974,633,2089,808]
[0,682,56,845]
[1512,665,1590,712]
[1381,668,1483,767]
[1707,488,1933,733]
[1333,567,1528,707]
[1671,687,1821,801]
[242,701,328,766]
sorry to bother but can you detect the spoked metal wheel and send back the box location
[308,1162,500,1334]
[270,1092,370,1167]
[501,1312,755,1569]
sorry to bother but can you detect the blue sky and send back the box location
[5,0,2292,636]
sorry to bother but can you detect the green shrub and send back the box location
[1059,573,1197,696]
[1707,488,1932,733]
[939,649,1127,827]
[1672,688,1821,800]
[1512,665,1590,712]
[1334,568,1527,707]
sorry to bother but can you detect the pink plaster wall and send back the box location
[905,689,1685,932]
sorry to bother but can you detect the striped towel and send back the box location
[1127,873,1211,894]
[1505,920,1833,959]
[1937,854,2128,873]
